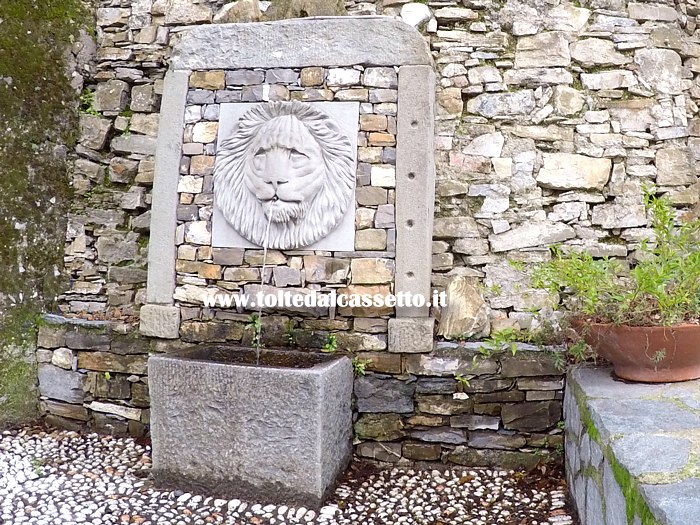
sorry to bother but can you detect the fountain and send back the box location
[149,96,357,507]
[140,17,435,508]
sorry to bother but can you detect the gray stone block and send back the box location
[603,460,627,525]
[585,477,604,525]
[611,434,690,478]
[395,65,435,318]
[139,305,180,339]
[640,478,700,525]
[354,374,415,413]
[171,18,432,71]
[64,330,110,351]
[589,398,700,442]
[38,364,86,404]
[388,317,435,353]
[149,348,353,507]
[147,70,189,305]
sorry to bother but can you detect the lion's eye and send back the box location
[254,148,266,157]
[290,148,308,159]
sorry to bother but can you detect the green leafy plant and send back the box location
[454,374,471,387]
[477,328,519,359]
[322,333,338,353]
[246,314,263,349]
[532,188,700,326]
[284,320,296,347]
[79,89,99,116]
[352,357,372,376]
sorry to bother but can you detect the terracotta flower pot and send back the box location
[573,322,700,382]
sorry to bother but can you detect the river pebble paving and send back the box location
[0,428,576,525]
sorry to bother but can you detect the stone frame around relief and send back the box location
[141,18,436,341]
[211,101,359,252]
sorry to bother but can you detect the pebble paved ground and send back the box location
[0,428,577,525]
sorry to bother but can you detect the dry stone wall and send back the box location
[44,0,698,466]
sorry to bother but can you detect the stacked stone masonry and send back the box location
[566,367,700,524]
[36,316,151,438]
[175,66,397,349]
[53,0,700,466]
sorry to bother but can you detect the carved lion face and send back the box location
[244,114,325,224]
[214,102,356,250]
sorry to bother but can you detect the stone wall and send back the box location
[174,66,397,349]
[36,316,151,437]
[46,0,700,465]
[565,366,700,525]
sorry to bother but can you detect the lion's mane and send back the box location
[214,101,355,250]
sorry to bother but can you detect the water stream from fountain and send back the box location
[256,209,274,365]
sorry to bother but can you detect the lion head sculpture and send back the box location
[214,101,356,250]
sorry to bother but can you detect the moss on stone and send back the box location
[0,0,88,423]
[0,349,38,427]
[569,377,660,525]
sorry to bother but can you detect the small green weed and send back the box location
[322,334,338,353]
[246,314,263,349]
[352,357,372,376]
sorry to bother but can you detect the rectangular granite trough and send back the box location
[149,345,354,506]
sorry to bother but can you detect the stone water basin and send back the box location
[149,345,353,507]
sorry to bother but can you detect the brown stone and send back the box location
[368,132,396,146]
[447,446,540,469]
[354,413,404,441]
[334,89,368,101]
[406,415,446,427]
[473,390,525,403]
[500,354,562,377]
[468,430,526,450]
[337,285,393,317]
[437,276,489,339]
[300,67,325,87]
[350,258,394,284]
[77,352,147,375]
[38,325,66,349]
[356,442,402,462]
[356,187,388,206]
[44,400,90,422]
[190,155,216,175]
[190,71,225,90]
[402,442,442,461]
[355,229,387,250]
[304,256,350,283]
[131,382,150,408]
[354,352,401,374]
[360,114,388,132]
[180,321,244,343]
[94,373,131,399]
[353,318,388,334]
[264,0,346,19]
[473,403,501,416]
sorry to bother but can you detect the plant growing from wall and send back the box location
[322,333,338,353]
[477,328,519,359]
[246,314,263,350]
[351,357,372,376]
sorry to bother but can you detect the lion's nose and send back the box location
[268,179,289,191]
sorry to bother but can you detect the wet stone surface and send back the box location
[0,427,576,525]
